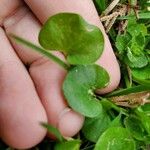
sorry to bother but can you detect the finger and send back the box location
[0,0,23,26]
[0,27,47,149]
[29,53,84,137]
[25,0,121,93]
[3,5,84,137]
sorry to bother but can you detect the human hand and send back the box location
[0,0,120,149]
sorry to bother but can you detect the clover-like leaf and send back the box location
[127,23,147,37]
[116,33,131,54]
[94,127,136,150]
[39,13,104,65]
[131,65,150,85]
[63,65,109,117]
[82,105,111,142]
[124,48,148,68]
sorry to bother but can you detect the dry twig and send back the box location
[100,1,128,33]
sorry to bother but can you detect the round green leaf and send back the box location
[39,13,104,64]
[82,106,111,142]
[94,127,136,150]
[63,65,109,117]
[131,65,150,85]
[125,48,148,68]
[127,23,147,37]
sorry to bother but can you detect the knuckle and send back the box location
[0,0,23,26]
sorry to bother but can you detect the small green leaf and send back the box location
[116,33,131,54]
[63,65,109,117]
[140,104,150,114]
[82,105,111,142]
[125,48,148,68]
[40,122,64,142]
[134,33,145,50]
[131,65,150,85]
[39,13,104,65]
[124,115,149,141]
[118,12,150,20]
[94,127,136,150]
[101,99,122,113]
[10,34,70,70]
[54,140,81,150]
[135,108,150,135]
[127,23,147,37]
[106,85,150,97]
[109,113,122,128]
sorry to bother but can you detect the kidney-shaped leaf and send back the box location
[63,65,109,117]
[82,106,111,142]
[39,13,104,64]
[94,127,136,150]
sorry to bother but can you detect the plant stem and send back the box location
[103,0,120,15]
[10,34,70,70]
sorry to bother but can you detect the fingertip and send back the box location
[96,38,121,94]
[57,109,84,137]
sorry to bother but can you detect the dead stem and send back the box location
[111,92,150,108]
[100,3,127,33]
[103,0,120,15]
[100,0,140,33]
[106,15,118,33]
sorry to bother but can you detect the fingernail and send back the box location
[57,108,84,137]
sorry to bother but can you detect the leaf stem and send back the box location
[10,34,70,70]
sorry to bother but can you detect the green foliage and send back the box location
[41,123,64,142]
[63,65,109,117]
[94,127,136,150]
[106,85,150,97]
[116,18,150,88]
[134,108,150,135]
[124,115,150,142]
[118,12,150,20]
[82,105,111,142]
[93,0,108,13]
[39,13,104,65]
[54,140,81,150]
[82,108,122,143]
[116,22,149,69]
[131,65,150,85]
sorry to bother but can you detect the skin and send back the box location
[0,0,120,149]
